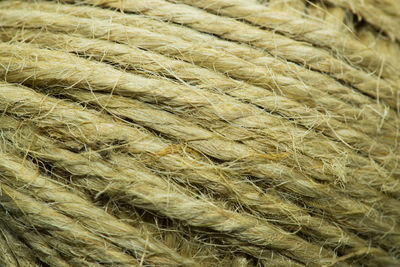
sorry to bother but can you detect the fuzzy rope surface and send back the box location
[0,0,399,266]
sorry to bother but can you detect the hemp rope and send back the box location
[0,0,399,266]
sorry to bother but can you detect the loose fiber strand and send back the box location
[0,221,40,267]
[1,82,399,257]
[0,28,397,152]
[69,0,398,109]
[1,2,398,122]
[0,148,197,266]
[0,0,399,265]
[1,43,399,201]
[0,84,351,265]
[168,0,400,81]
[2,114,390,264]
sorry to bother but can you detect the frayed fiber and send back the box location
[0,0,399,266]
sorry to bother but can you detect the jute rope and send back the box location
[0,0,399,266]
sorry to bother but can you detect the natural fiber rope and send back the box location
[0,0,399,266]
